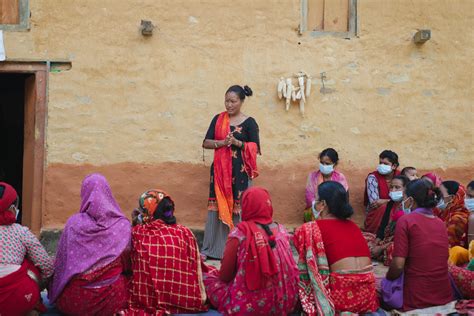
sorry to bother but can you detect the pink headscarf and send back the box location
[48,173,131,302]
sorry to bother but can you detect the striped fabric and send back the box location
[201,212,241,259]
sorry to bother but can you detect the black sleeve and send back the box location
[246,117,261,154]
[204,115,219,140]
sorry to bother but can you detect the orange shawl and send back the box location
[214,112,234,229]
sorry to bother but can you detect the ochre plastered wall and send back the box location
[3,0,473,229]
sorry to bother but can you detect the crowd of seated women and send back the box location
[0,147,472,315]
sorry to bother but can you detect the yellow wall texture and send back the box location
[2,0,473,229]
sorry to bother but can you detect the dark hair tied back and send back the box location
[406,179,441,208]
[260,223,276,248]
[318,181,353,220]
[226,85,253,101]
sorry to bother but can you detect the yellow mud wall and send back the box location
[3,0,473,229]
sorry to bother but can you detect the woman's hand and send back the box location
[369,199,389,210]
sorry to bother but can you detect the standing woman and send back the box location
[364,150,400,233]
[201,85,260,260]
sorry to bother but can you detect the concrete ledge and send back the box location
[40,228,206,256]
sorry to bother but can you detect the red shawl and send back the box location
[128,220,208,314]
[363,170,400,206]
[237,187,278,290]
[242,142,259,179]
[213,112,234,228]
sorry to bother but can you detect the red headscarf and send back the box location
[422,172,443,188]
[237,187,278,290]
[0,182,18,226]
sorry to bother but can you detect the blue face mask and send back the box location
[465,198,474,211]
[389,191,404,202]
[402,197,412,214]
[377,164,393,175]
[437,199,447,210]
[319,163,334,175]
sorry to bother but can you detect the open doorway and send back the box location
[0,62,48,234]
[0,73,29,222]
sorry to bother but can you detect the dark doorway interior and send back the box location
[0,73,29,222]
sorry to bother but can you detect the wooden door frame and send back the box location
[0,61,47,234]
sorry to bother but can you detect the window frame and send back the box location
[300,0,358,38]
[0,0,29,31]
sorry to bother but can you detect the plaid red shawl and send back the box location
[128,220,207,315]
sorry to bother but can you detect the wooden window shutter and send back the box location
[0,0,20,25]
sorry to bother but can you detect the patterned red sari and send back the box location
[294,222,379,315]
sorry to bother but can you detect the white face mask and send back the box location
[402,197,412,214]
[464,198,474,211]
[377,164,393,175]
[437,199,447,210]
[389,191,404,202]
[311,200,322,220]
[319,163,334,175]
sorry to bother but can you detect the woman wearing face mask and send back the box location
[364,175,409,266]
[201,85,260,260]
[364,150,400,233]
[384,179,453,311]
[304,148,349,222]
[434,180,470,248]
[466,181,474,244]
[295,181,378,314]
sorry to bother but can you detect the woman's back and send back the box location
[317,219,371,270]
[393,212,452,310]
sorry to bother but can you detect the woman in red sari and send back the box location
[364,150,400,233]
[201,85,260,260]
[364,175,409,265]
[127,189,208,315]
[49,174,131,316]
[436,180,470,248]
[295,181,379,315]
[203,187,299,315]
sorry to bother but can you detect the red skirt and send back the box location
[0,260,42,315]
[329,269,379,313]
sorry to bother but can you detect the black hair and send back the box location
[441,180,460,195]
[379,150,399,167]
[392,175,410,187]
[260,224,276,248]
[406,179,441,208]
[468,181,474,190]
[401,166,416,176]
[318,181,353,219]
[226,85,253,101]
[153,197,177,225]
[319,148,339,165]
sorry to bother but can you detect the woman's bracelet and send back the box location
[240,141,245,149]
[214,141,218,148]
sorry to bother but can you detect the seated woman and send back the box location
[0,182,54,315]
[204,187,299,315]
[448,240,474,299]
[421,172,442,188]
[364,150,400,233]
[49,173,131,315]
[401,166,418,181]
[295,181,378,314]
[385,179,453,311]
[127,189,208,314]
[304,148,349,222]
[364,175,409,266]
[435,180,469,248]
